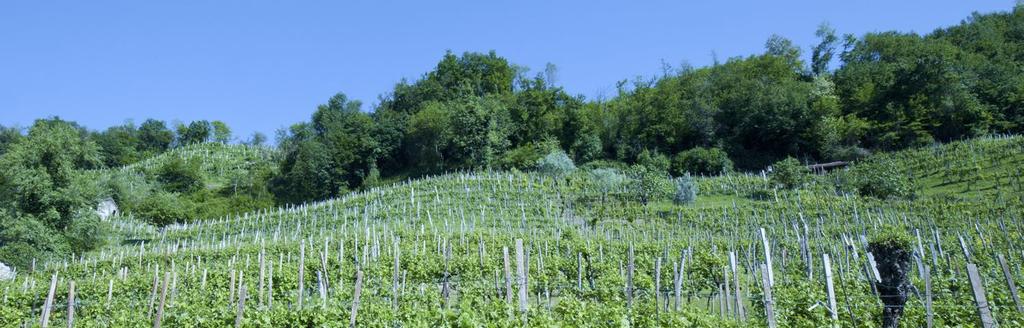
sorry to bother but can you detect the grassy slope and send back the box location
[691,134,1024,206]
[4,136,1023,326]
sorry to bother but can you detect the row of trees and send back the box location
[92,119,268,167]
[0,118,269,168]
[272,5,1024,202]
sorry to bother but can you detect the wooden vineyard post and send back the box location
[823,254,838,321]
[761,266,777,328]
[154,271,171,328]
[515,239,527,314]
[228,270,236,306]
[626,244,634,309]
[924,264,933,328]
[40,274,57,328]
[966,263,996,328]
[235,285,247,328]
[147,271,159,319]
[442,243,451,309]
[997,254,1023,312]
[349,270,364,328]
[298,241,305,310]
[66,281,75,328]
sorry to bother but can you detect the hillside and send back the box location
[85,142,280,225]
[1,136,1022,327]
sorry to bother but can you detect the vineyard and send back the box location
[2,136,1024,327]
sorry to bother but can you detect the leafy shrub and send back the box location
[131,192,193,226]
[590,168,625,204]
[847,159,915,199]
[671,147,733,176]
[869,227,913,252]
[0,212,69,269]
[570,133,603,163]
[770,157,810,190]
[686,248,725,292]
[672,174,698,205]
[537,150,576,179]
[636,149,670,174]
[579,159,628,171]
[65,211,107,251]
[498,144,545,170]
[154,158,203,193]
[626,164,671,206]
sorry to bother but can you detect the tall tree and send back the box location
[270,93,378,204]
[93,121,140,167]
[178,120,212,146]
[811,22,839,76]
[211,120,232,143]
[137,119,174,153]
[0,125,23,156]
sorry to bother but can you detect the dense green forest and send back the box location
[2,7,1024,267]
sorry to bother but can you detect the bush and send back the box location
[579,159,628,171]
[570,133,603,163]
[671,147,733,176]
[636,149,670,174]
[590,168,625,204]
[537,150,576,179]
[499,144,545,170]
[626,164,671,206]
[672,174,698,205]
[686,248,726,292]
[847,159,915,199]
[770,157,810,190]
[65,211,107,252]
[0,212,68,269]
[154,158,203,193]
[132,192,193,226]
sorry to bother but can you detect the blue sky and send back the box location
[0,0,1013,141]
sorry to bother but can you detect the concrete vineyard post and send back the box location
[235,284,247,328]
[730,251,744,321]
[824,254,838,321]
[66,280,75,328]
[154,271,170,328]
[298,241,305,309]
[761,265,776,328]
[504,247,512,304]
[761,228,774,287]
[515,239,527,313]
[997,254,1023,312]
[924,265,933,328]
[966,263,995,328]
[349,270,363,328]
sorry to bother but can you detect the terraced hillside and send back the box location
[2,137,1023,327]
